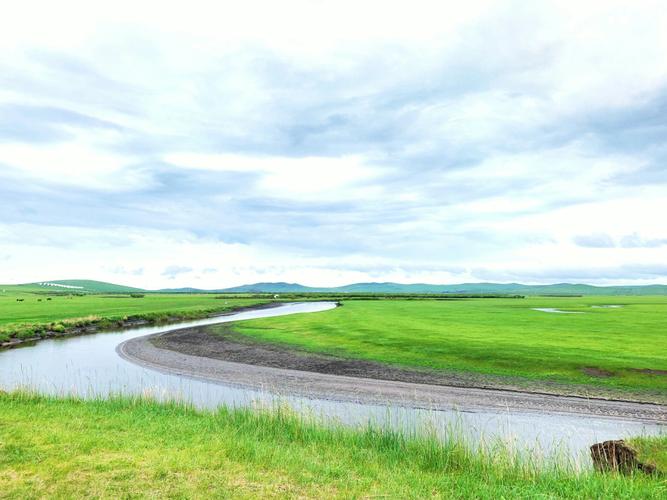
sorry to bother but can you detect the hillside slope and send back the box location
[214,281,667,295]
[23,280,145,294]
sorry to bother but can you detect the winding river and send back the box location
[1,301,664,465]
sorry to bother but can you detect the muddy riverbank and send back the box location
[118,325,667,422]
[0,302,281,349]
[148,323,667,406]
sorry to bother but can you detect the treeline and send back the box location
[537,294,584,297]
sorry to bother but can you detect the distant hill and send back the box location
[29,280,145,294]
[218,282,319,293]
[4,279,666,296]
[157,287,206,293]
[209,281,667,296]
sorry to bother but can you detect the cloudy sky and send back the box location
[1,0,666,289]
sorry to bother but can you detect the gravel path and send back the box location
[117,327,667,423]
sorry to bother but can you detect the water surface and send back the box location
[1,301,663,464]
[532,308,583,314]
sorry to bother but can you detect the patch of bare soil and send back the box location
[582,367,615,378]
[117,328,667,421]
[152,325,482,387]
[631,368,667,377]
[150,325,667,405]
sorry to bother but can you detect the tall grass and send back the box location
[0,391,664,498]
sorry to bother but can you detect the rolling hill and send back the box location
[3,279,667,295]
[18,280,146,294]
[212,281,667,295]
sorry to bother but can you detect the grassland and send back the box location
[27,279,146,293]
[0,392,664,499]
[631,436,667,473]
[1,280,144,294]
[4,289,666,399]
[0,286,268,344]
[225,296,667,399]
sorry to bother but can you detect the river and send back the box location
[1,301,663,466]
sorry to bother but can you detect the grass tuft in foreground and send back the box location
[629,436,667,474]
[0,392,665,498]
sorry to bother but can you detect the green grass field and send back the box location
[0,286,267,343]
[631,436,667,473]
[0,392,664,499]
[225,296,667,399]
[0,280,143,294]
[4,290,666,398]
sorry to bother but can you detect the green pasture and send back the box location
[0,392,663,498]
[0,287,267,342]
[0,290,252,326]
[226,296,667,397]
[631,436,667,473]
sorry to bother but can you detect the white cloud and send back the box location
[165,153,382,199]
[0,142,147,191]
[1,1,666,286]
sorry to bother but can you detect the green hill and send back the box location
[218,282,318,293]
[38,280,144,293]
[3,279,666,296]
[214,281,667,295]
[23,280,145,294]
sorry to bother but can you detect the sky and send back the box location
[1,0,666,289]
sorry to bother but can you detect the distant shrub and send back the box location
[130,293,145,298]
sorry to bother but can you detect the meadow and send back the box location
[3,289,667,399]
[1,291,666,496]
[226,296,667,400]
[0,392,664,499]
[0,286,268,343]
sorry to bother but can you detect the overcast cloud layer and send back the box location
[1,0,666,288]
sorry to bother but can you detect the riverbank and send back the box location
[0,392,663,498]
[222,298,667,402]
[152,322,667,405]
[119,328,667,422]
[0,298,274,349]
